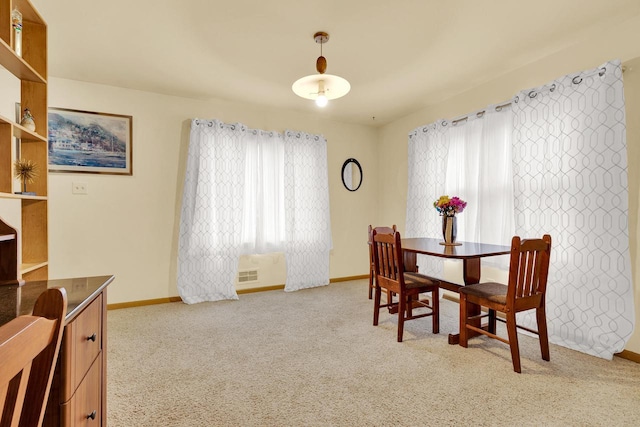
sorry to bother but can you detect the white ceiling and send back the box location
[32,0,640,126]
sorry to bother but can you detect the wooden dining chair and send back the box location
[372,227,439,342]
[458,235,552,373]
[0,287,67,427]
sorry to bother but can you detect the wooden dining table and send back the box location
[401,237,511,344]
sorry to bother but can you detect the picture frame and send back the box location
[48,107,133,175]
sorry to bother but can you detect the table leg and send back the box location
[448,333,460,345]
[448,257,482,345]
[462,258,481,286]
[403,251,418,273]
[448,299,483,344]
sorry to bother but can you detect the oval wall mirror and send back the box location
[341,158,363,192]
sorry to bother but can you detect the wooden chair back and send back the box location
[372,227,405,294]
[506,235,552,311]
[368,225,397,299]
[0,288,67,427]
[369,225,396,267]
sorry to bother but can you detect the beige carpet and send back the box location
[107,279,640,426]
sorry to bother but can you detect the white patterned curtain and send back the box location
[179,121,331,302]
[178,119,246,303]
[512,60,634,359]
[406,121,449,277]
[283,130,332,291]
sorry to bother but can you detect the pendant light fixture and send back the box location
[292,31,350,108]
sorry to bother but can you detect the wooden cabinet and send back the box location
[0,0,49,281]
[57,294,105,426]
[41,276,113,427]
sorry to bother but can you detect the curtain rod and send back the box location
[451,101,512,126]
[450,65,628,127]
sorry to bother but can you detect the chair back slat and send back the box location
[508,235,552,303]
[382,242,392,279]
[529,250,541,295]
[515,251,525,298]
[380,241,395,280]
[516,249,536,298]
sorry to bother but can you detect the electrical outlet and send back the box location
[72,182,88,195]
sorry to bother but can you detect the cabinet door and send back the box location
[61,355,102,426]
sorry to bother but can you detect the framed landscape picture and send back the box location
[48,107,133,175]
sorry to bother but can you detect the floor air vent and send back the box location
[237,269,259,283]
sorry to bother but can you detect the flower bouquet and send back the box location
[433,195,467,217]
[433,195,466,245]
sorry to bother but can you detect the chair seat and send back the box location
[404,272,437,289]
[459,282,507,305]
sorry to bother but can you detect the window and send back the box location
[241,130,285,254]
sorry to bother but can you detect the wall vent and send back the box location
[237,269,259,283]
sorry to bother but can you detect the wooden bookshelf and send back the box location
[0,0,47,280]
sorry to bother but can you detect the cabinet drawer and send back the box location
[61,355,102,426]
[62,294,103,399]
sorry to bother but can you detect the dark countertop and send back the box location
[0,275,114,326]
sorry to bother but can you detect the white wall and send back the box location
[46,79,378,304]
[378,15,640,353]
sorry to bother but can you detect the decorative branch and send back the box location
[14,158,38,193]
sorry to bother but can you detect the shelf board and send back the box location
[0,192,47,201]
[14,123,47,142]
[0,38,46,83]
[0,114,47,142]
[21,261,48,274]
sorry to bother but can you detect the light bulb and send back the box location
[316,94,328,107]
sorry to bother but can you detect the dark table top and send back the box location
[402,238,511,259]
[0,275,114,326]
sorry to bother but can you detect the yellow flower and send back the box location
[436,195,450,206]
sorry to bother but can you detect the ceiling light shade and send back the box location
[292,31,350,107]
